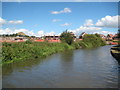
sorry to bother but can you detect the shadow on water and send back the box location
[60,50,74,62]
[2,57,47,76]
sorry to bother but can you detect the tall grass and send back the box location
[2,34,106,64]
[78,34,106,48]
[2,41,74,64]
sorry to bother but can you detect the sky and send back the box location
[0,2,119,37]
[1,0,120,2]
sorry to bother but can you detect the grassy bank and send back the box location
[1,34,106,64]
[78,34,106,48]
[2,41,75,64]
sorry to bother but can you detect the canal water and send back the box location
[2,45,119,88]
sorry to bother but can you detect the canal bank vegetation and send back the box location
[2,32,106,64]
[78,34,106,48]
[2,41,74,64]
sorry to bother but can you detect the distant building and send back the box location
[99,34,106,39]
[14,37,28,42]
[106,34,114,41]
[79,32,87,39]
[44,35,60,40]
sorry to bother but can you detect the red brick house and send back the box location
[106,34,114,41]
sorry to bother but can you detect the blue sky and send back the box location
[0,2,119,36]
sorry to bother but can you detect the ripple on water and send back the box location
[2,45,119,88]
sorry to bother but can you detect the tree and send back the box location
[118,29,120,45]
[60,30,74,45]
[118,29,120,38]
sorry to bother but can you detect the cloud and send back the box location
[0,28,35,36]
[84,19,94,27]
[37,31,57,36]
[51,8,71,14]
[0,28,13,34]
[68,26,102,36]
[14,29,36,36]
[1,0,26,2]
[95,15,119,28]
[0,17,6,26]
[67,15,119,36]
[45,31,55,36]
[0,28,57,37]
[2,0,119,2]
[93,31,116,35]
[8,20,23,24]
[52,19,62,22]
[74,0,119,2]
[61,22,71,26]
[0,17,23,25]
[38,30,44,36]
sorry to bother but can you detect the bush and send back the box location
[25,40,32,44]
[78,34,106,48]
[2,42,75,64]
[2,34,106,64]
[60,30,74,45]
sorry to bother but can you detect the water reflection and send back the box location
[59,50,74,74]
[2,58,45,76]
[60,50,74,62]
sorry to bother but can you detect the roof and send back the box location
[107,34,114,37]
[79,32,87,36]
[45,35,59,37]
[99,34,106,37]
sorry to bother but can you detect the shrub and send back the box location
[79,34,106,48]
[2,42,75,64]
[60,30,74,45]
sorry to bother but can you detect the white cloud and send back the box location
[37,30,57,36]
[45,31,55,36]
[52,19,62,22]
[38,30,44,37]
[0,17,23,25]
[95,15,119,28]
[14,29,28,33]
[0,28,35,36]
[0,28,13,34]
[13,29,36,36]
[2,0,119,2]
[61,22,71,26]
[0,17,6,26]
[68,25,102,36]
[1,0,26,2]
[0,28,57,37]
[0,17,23,26]
[93,31,116,35]
[8,20,23,24]
[51,8,71,14]
[74,0,119,2]
[84,19,94,26]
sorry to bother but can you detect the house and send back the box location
[44,35,61,42]
[69,32,77,41]
[14,36,28,42]
[44,35,60,40]
[79,32,87,39]
[112,33,120,41]
[106,34,114,41]
[99,34,107,40]
[69,32,76,38]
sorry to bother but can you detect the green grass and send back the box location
[1,34,106,64]
[2,41,75,64]
[78,34,106,48]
